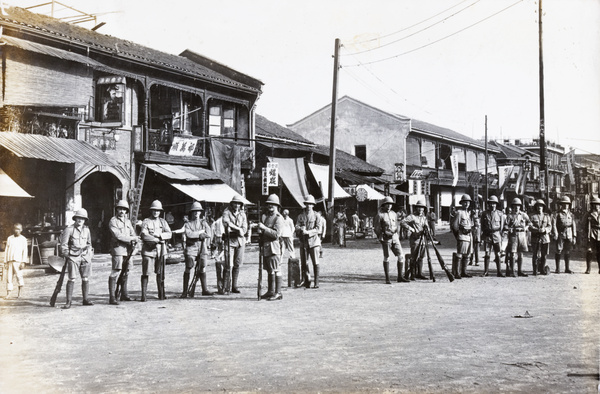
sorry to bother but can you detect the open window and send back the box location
[96,76,126,124]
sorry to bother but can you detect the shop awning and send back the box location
[374,184,410,197]
[170,182,252,205]
[307,163,351,200]
[268,157,310,207]
[144,163,226,182]
[356,184,385,200]
[1,35,104,68]
[0,167,33,198]
[0,132,116,166]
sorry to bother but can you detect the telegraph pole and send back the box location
[328,38,341,240]
[484,115,488,210]
[538,0,549,204]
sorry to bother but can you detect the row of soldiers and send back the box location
[373,193,600,284]
[53,192,328,308]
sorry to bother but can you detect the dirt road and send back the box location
[1,230,598,393]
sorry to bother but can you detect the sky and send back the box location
[9,0,600,155]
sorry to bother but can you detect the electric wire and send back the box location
[345,0,524,67]
[343,0,481,56]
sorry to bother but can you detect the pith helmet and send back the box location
[414,199,427,208]
[460,194,472,203]
[265,194,281,207]
[591,197,600,205]
[382,196,394,205]
[304,195,316,205]
[116,200,129,211]
[230,195,245,205]
[511,197,522,206]
[189,201,203,212]
[559,196,571,205]
[487,195,499,204]
[150,200,163,211]
[73,208,89,221]
[535,199,546,207]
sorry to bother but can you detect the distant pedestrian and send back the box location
[3,223,28,299]
[585,196,600,274]
[374,196,407,284]
[529,199,552,275]
[552,196,576,274]
[316,210,326,258]
[280,209,296,261]
[351,211,360,239]
[140,200,172,301]
[470,206,482,266]
[334,209,347,246]
[59,209,94,309]
[211,212,226,294]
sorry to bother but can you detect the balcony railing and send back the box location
[148,129,205,157]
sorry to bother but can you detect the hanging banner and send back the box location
[266,162,279,187]
[169,136,198,156]
[450,154,459,187]
[262,168,269,196]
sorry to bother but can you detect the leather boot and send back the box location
[509,255,516,277]
[554,253,561,274]
[517,256,528,276]
[62,281,74,309]
[483,256,490,277]
[200,272,214,295]
[141,275,148,302]
[216,262,224,294]
[231,266,241,293]
[585,251,592,274]
[404,254,411,280]
[532,254,538,276]
[269,275,283,301]
[304,262,312,288]
[261,273,274,299]
[120,274,132,301]
[383,261,391,284]
[223,269,231,295]
[156,275,163,300]
[452,253,462,279]
[416,258,427,280]
[109,277,119,305]
[397,261,409,282]
[180,272,190,298]
[461,255,472,278]
[82,281,94,306]
[313,265,320,288]
[564,254,573,273]
[495,257,505,277]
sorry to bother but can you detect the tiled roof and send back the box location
[489,140,540,162]
[256,114,313,145]
[410,119,495,151]
[0,7,261,93]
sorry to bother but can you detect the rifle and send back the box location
[49,257,67,307]
[424,226,454,282]
[224,222,231,294]
[187,239,204,297]
[423,229,435,282]
[257,201,263,301]
[158,241,166,299]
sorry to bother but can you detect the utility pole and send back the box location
[484,115,488,210]
[328,38,341,241]
[538,0,549,204]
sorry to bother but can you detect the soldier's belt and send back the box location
[513,229,524,232]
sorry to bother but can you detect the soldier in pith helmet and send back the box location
[400,198,429,281]
[451,194,473,279]
[108,200,137,304]
[481,195,505,277]
[374,196,407,284]
[584,196,600,274]
[552,196,576,274]
[222,195,248,294]
[256,194,285,300]
[529,199,552,275]
[59,208,94,309]
[182,201,213,298]
[295,195,323,288]
[140,200,172,300]
[505,197,531,277]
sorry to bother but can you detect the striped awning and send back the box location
[1,35,104,67]
[0,132,116,166]
[0,167,33,198]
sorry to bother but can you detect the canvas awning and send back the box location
[356,184,385,201]
[307,163,351,200]
[169,182,252,205]
[0,132,116,166]
[0,167,33,198]
[268,157,310,207]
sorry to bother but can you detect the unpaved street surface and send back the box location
[1,230,598,393]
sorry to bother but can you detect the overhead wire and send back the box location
[344,0,524,67]
[343,0,481,56]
